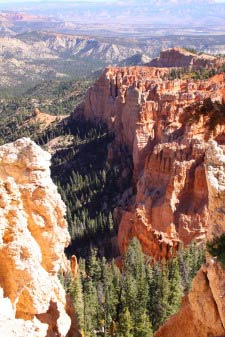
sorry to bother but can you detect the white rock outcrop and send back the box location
[0,138,72,337]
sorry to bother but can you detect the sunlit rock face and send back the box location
[153,140,225,337]
[148,47,225,69]
[77,63,225,259]
[0,138,74,337]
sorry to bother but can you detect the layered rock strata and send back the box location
[0,138,73,337]
[154,140,225,337]
[77,65,225,259]
[148,47,225,69]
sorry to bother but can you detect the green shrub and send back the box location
[186,98,225,131]
[183,47,198,54]
[207,234,225,268]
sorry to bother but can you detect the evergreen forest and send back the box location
[60,238,205,337]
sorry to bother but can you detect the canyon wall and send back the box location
[153,140,225,337]
[76,59,225,259]
[0,138,77,337]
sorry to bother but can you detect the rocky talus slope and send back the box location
[154,140,225,337]
[0,138,77,337]
[76,64,225,260]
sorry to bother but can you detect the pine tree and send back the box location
[124,237,145,276]
[88,248,102,284]
[122,237,149,336]
[83,278,99,336]
[158,261,171,326]
[188,242,204,280]
[146,261,161,330]
[121,272,137,317]
[168,257,182,316]
[102,258,121,335]
[118,307,133,337]
[135,311,153,337]
[69,269,84,333]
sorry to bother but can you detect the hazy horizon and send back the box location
[1,0,225,36]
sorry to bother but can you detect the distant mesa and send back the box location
[148,47,225,69]
[1,11,44,22]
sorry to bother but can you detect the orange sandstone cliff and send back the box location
[0,138,77,337]
[153,140,225,337]
[75,56,225,259]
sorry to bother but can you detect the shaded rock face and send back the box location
[77,65,225,259]
[148,47,225,69]
[154,140,225,337]
[0,138,73,337]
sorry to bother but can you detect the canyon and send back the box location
[1,46,225,337]
[72,50,225,335]
[78,50,225,260]
[0,138,78,337]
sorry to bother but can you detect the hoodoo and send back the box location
[0,138,77,337]
[76,63,225,259]
[153,140,225,337]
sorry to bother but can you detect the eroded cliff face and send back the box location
[0,138,74,337]
[148,47,225,69]
[153,140,225,337]
[77,62,225,259]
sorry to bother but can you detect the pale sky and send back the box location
[0,0,115,2]
[0,0,224,3]
[0,0,223,2]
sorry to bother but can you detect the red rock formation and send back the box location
[71,255,78,279]
[76,65,225,259]
[148,47,225,69]
[0,138,80,337]
[33,107,40,116]
[154,140,225,337]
